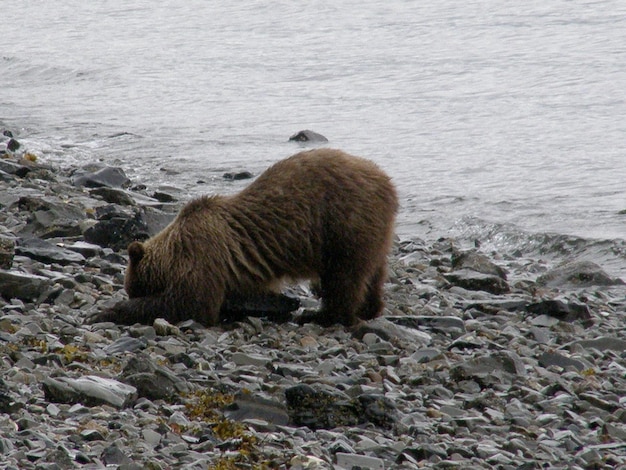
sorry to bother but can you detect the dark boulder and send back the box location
[223,171,253,181]
[285,384,397,430]
[83,213,149,251]
[526,298,593,327]
[6,138,20,152]
[288,130,329,143]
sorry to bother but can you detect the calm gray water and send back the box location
[3,1,626,273]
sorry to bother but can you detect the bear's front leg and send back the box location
[86,296,172,326]
[87,294,220,327]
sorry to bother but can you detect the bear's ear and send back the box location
[127,241,145,265]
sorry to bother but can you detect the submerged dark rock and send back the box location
[223,171,253,181]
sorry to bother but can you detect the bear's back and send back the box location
[239,148,397,215]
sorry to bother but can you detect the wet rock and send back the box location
[152,191,176,202]
[15,238,85,265]
[451,250,508,279]
[0,158,30,177]
[0,270,51,300]
[537,260,624,288]
[71,166,131,188]
[526,299,593,327]
[42,375,137,408]
[443,269,509,294]
[6,138,20,152]
[89,187,136,206]
[223,171,253,181]
[0,236,15,269]
[288,130,329,143]
[83,213,149,250]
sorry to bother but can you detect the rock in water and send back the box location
[71,166,131,188]
[288,130,329,143]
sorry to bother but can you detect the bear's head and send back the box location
[124,241,165,298]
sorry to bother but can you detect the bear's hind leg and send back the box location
[317,268,368,327]
[357,264,386,321]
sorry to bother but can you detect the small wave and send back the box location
[451,216,626,279]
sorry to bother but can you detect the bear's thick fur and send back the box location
[92,148,398,327]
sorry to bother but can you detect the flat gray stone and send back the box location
[42,375,137,408]
[0,270,51,301]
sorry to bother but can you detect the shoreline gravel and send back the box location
[1,141,625,469]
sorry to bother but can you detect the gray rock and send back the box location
[0,270,51,300]
[353,317,431,350]
[62,241,103,258]
[15,238,85,265]
[288,130,329,143]
[538,352,589,372]
[388,315,466,337]
[537,260,624,288]
[335,452,384,470]
[223,392,289,426]
[122,354,187,400]
[104,336,148,354]
[89,187,136,205]
[443,269,509,294]
[574,336,626,352]
[72,166,131,188]
[451,250,508,279]
[450,351,526,384]
[42,375,137,408]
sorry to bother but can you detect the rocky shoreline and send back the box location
[1,135,626,469]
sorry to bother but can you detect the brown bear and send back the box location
[89,148,398,327]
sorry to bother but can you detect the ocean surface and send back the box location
[2,0,626,277]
